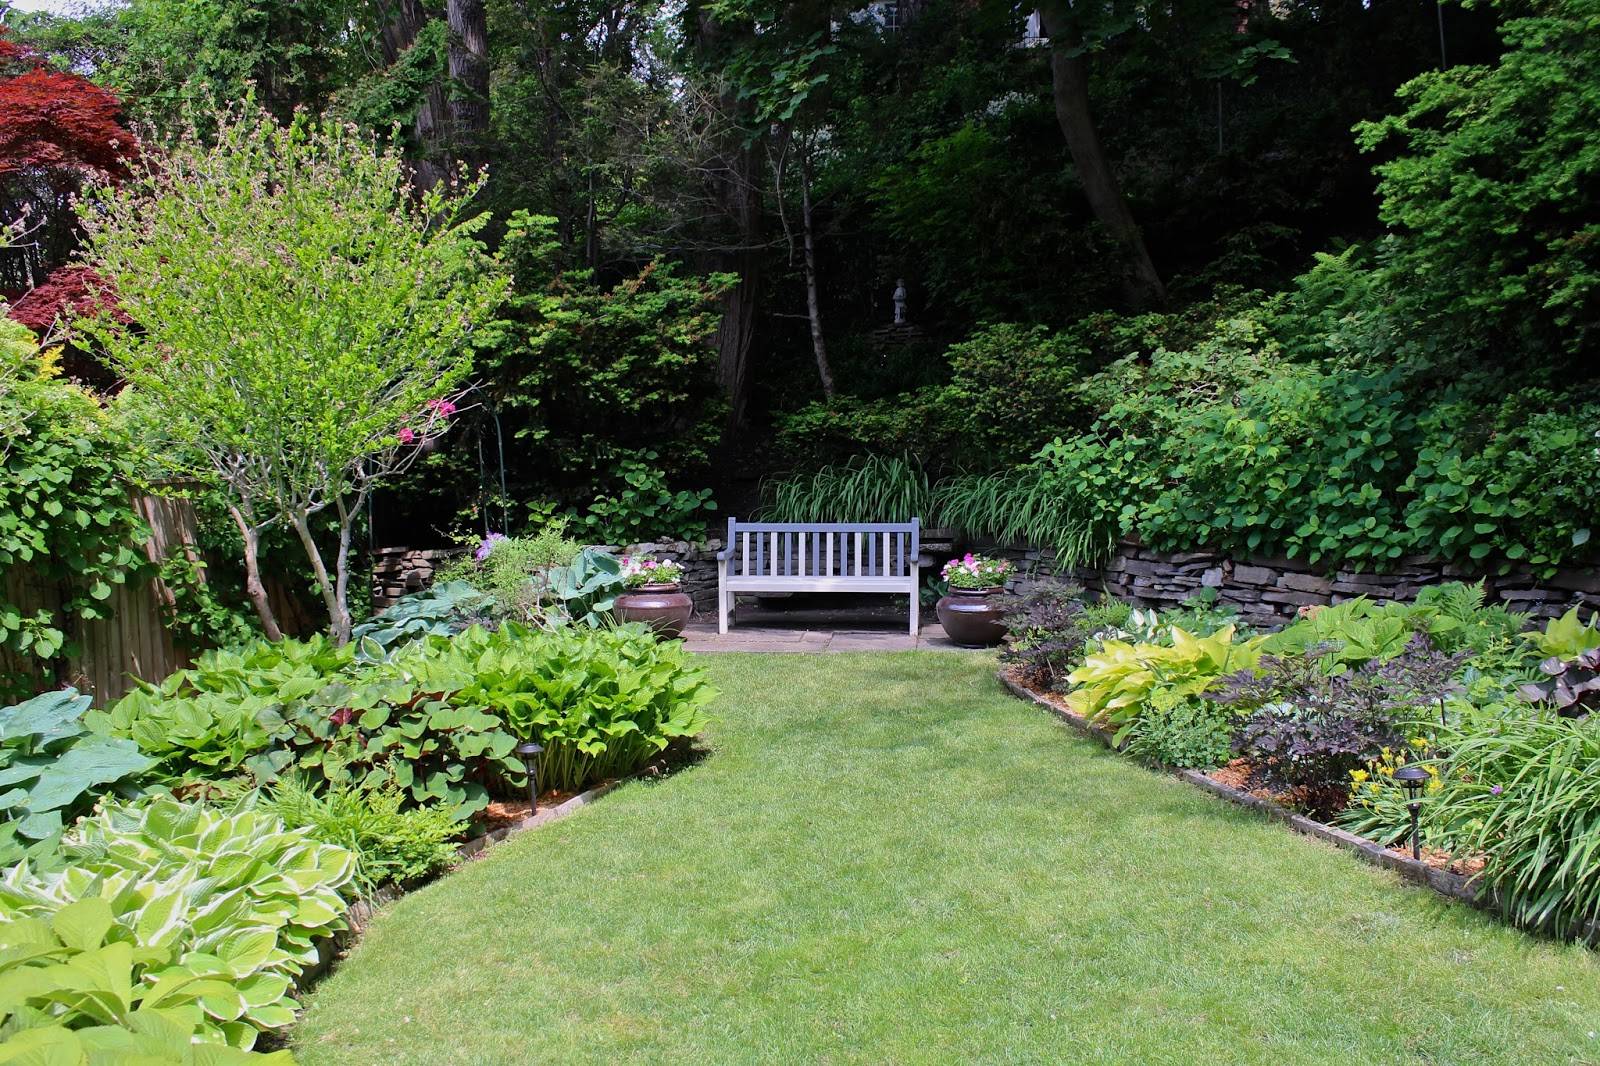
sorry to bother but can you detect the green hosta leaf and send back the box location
[22,737,155,813]
[51,898,117,953]
[0,690,92,743]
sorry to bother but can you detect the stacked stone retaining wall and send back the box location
[374,536,1598,628]
[993,539,1600,626]
[371,540,725,616]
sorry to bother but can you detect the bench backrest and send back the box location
[719,519,921,580]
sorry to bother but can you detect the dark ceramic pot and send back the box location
[936,586,1006,647]
[615,583,693,638]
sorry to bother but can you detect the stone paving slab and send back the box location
[683,621,967,653]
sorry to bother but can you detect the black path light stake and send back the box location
[516,741,545,816]
[1394,765,1429,861]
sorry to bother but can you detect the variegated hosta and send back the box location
[0,796,353,1051]
[1065,625,1267,745]
[0,899,293,1062]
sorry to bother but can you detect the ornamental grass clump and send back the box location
[1430,710,1600,939]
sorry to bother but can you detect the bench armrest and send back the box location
[716,517,737,561]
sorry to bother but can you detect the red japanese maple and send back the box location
[0,27,137,186]
[7,265,126,332]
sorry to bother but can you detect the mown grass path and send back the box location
[296,653,1600,1064]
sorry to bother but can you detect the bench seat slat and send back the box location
[725,576,915,593]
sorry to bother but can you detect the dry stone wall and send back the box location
[994,539,1600,626]
[371,540,725,615]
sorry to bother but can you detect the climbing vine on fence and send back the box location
[0,317,145,680]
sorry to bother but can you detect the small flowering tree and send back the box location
[77,108,507,642]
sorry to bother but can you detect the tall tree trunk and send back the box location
[447,0,490,164]
[377,0,451,189]
[290,511,352,645]
[694,6,763,428]
[799,155,834,398]
[227,504,283,641]
[1036,3,1166,309]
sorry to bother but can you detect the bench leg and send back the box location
[908,571,920,636]
[717,560,730,634]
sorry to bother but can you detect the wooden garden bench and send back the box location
[716,518,921,635]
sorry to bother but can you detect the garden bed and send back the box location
[997,666,1570,931]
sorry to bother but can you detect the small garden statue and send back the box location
[892,278,908,324]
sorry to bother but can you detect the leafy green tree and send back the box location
[484,211,732,529]
[1355,0,1599,371]
[76,108,506,644]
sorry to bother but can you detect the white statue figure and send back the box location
[892,278,908,324]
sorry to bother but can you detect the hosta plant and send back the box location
[544,547,625,627]
[0,900,294,1063]
[350,580,495,653]
[1522,605,1600,661]
[281,674,521,823]
[399,623,715,793]
[0,689,154,868]
[1263,596,1421,668]
[1065,625,1266,743]
[0,796,354,1049]
[87,635,358,788]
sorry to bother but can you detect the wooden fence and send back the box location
[1,492,199,706]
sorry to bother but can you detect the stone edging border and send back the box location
[995,670,1488,909]
[307,773,635,983]
[349,776,627,928]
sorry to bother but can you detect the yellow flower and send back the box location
[1409,736,1428,750]
[1350,769,1370,784]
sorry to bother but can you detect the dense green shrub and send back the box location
[0,796,354,1053]
[486,212,729,527]
[1123,698,1237,771]
[573,452,717,545]
[1352,0,1600,371]
[1404,396,1600,570]
[0,689,154,868]
[255,777,464,893]
[774,322,1095,470]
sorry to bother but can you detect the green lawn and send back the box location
[295,653,1600,1065]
